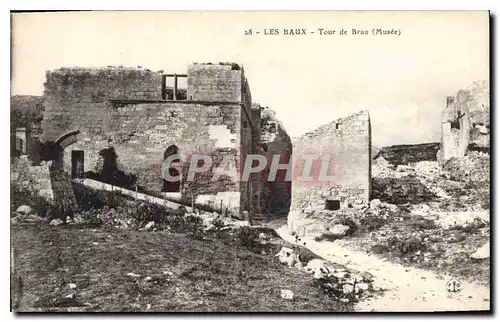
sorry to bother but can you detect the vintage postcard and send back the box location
[10,11,490,312]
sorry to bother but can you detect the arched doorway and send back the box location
[162,145,181,192]
[50,130,81,171]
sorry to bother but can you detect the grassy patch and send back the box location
[11,224,350,312]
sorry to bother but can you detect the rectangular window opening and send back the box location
[164,75,187,101]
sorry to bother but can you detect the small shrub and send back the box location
[296,246,317,264]
[336,217,359,236]
[408,219,436,230]
[359,215,386,232]
[371,244,390,254]
[74,187,106,210]
[387,235,426,255]
[73,183,130,211]
[46,199,74,220]
[78,209,103,227]
[211,216,225,233]
[237,226,261,253]
[456,218,487,234]
[128,202,169,225]
[186,215,204,239]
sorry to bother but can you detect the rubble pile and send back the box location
[413,161,447,180]
[372,159,470,204]
[287,200,400,240]
[275,247,375,303]
[11,205,46,225]
[436,211,489,230]
[443,151,490,183]
[371,163,409,179]
[412,161,450,199]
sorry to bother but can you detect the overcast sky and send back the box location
[11,11,489,146]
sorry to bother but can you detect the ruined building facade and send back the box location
[12,62,375,218]
[29,63,292,218]
[440,81,490,161]
[292,110,372,212]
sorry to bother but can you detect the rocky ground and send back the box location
[284,152,490,311]
[10,152,490,312]
[11,198,378,312]
[276,225,490,312]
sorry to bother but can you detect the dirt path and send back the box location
[276,226,490,312]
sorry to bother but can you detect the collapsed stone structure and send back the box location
[11,96,78,209]
[440,80,490,161]
[11,62,293,218]
[292,110,372,212]
[10,95,44,162]
[11,62,376,220]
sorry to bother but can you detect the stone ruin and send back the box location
[11,63,293,219]
[291,110,372,213]
[20,65,489,223]
[440,80,490,161]
[11,62,379,221]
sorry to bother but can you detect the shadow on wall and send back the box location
[263,121,292,216]
[84,147,137,189]
[40,141,62,164]
[162,145,181,193]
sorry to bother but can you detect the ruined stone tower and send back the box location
[39,62,291,218]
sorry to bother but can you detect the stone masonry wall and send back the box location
[11,95,44,162]
[42,67,163,142]
[59,102,242,199]
[11,156,54,200]
[187,63,243,102]
[238,76,254,213]
[292,110,371,212]
[40,64,260,217]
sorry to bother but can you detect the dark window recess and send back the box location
[163,168,180,192]
[16,138,23,152]
[269,123,277,133]
[325,199,341,211]
[71,150,84,178]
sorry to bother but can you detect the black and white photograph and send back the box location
[9,10,491,313]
